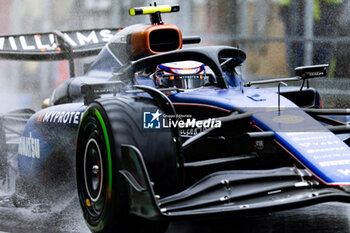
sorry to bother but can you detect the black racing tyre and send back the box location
[76,96,180,233]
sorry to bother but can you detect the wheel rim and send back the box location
[83,137,104,216]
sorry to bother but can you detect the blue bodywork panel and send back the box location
[170,86,350,185]
[18,103,86,178]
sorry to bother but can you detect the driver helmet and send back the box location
[154,61,207,89]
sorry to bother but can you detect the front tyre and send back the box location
[77,105,115,232]
[77,97,180,233]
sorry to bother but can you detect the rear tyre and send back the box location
[76,96,180,233]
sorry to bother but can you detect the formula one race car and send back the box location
[1,3,350,233]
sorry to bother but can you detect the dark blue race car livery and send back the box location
[1,4,350,233]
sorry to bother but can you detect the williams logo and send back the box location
[143,110,162,129]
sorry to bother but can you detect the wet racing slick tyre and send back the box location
[76,96,180,233]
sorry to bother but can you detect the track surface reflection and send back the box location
[0,193,349,233]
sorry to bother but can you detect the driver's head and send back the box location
[154,61,207,89]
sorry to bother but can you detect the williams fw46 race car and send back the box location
[1,4,350,233]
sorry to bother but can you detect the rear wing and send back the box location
[0,28,122,76]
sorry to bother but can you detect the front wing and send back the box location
[119,145,350,220]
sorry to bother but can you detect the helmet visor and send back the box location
[157,75,207,89]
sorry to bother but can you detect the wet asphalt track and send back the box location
[0,191,350,233]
